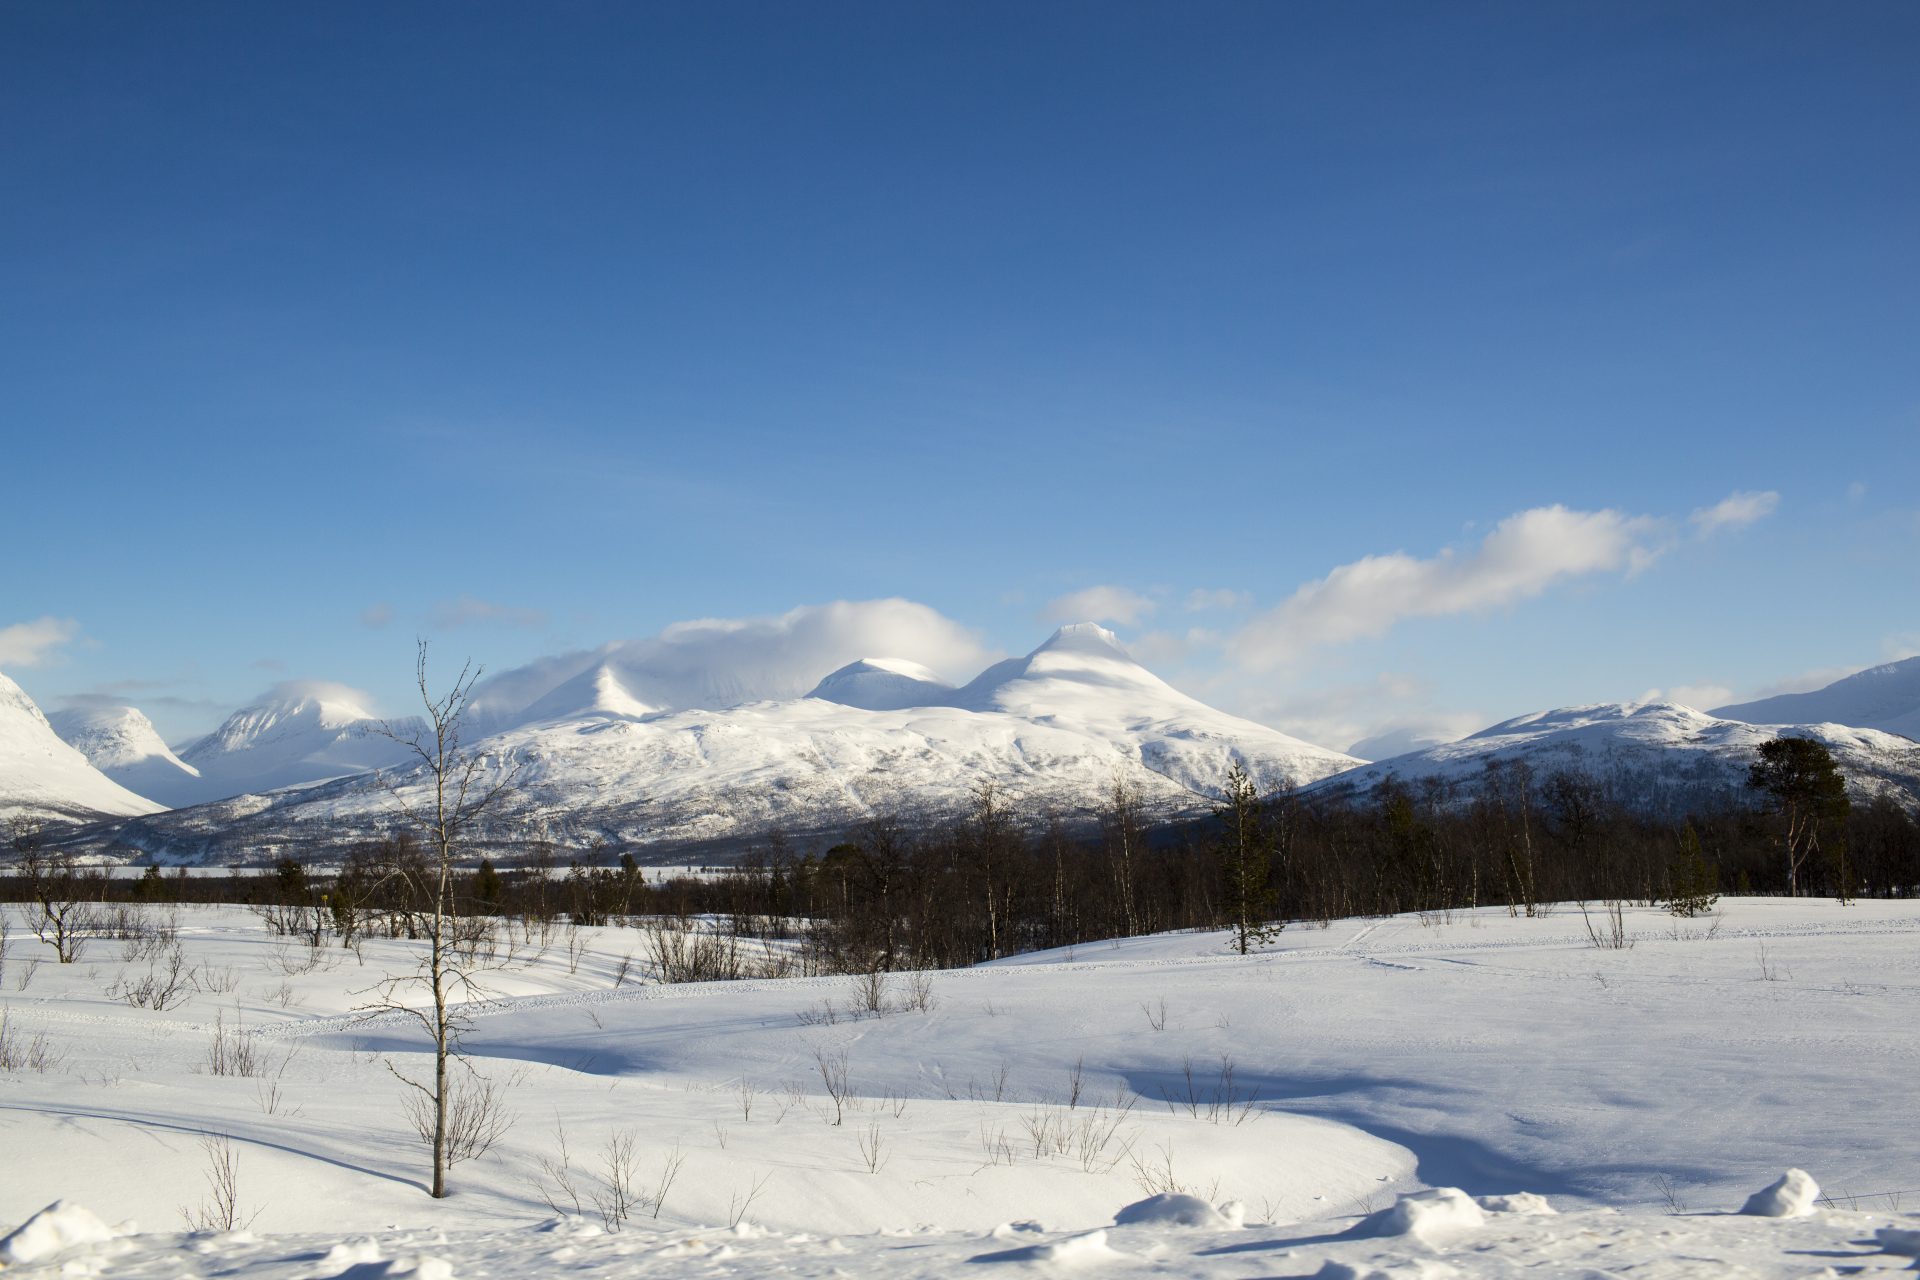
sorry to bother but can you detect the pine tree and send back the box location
[1215,762,1280,954]
[1747,737,1850,897]
[1665,822,1719,917]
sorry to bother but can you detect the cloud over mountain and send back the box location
[1231,505,1661,669]
[468,598,994,721]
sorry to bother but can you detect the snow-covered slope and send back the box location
[47,703,202,809]
[1715,656,1920,740]
[1314,700,1920,813]
[0,672,163,824]
[1,899,1916,1278]
[91,626,1361,862]
[171,684,417,807]
[947,624,1358,794]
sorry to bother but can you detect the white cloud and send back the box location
[1042,585,1157,628]
[0,616,82,669]
[1846,481,1868,505]
[1347,716,1485,761]
[1638,683,1736,711]
[429,596,547,629]
[1184,588,1250,612]
[1126,627,1219,671]
[1230,505,1661,669]
[1228,671,1483,758]
[469,599,993,719]
[257,679,382,717]
[360,602,395,629]
[1689,489,1779,535]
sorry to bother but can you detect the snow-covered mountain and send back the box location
[807,658,954,711]
[0,672,164,825]
[1311,701,1920,814]
[1714,656,1920,741]
[88,626,1362,862]
[169,684,418,807]
[46,703,202,808]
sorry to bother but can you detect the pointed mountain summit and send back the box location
[951,623,1183,716]
[175,683,416,804]
[519,663,660,724]
[808,658,955,711]
[48,703,202,809]
[1714,656,1920,740]
[945,622,1360,795]
[0,671,163,824]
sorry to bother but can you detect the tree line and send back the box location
[12,740,1915,975]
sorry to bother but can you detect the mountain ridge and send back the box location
[0,672,165,825]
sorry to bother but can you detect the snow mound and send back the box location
[1113,1194,1244,1229]
[320,1238,389,1269]
[1352,1188,1485,1244]
[989,1221,1048,1240]
[336,1258,455,1274]
[973,1227,1123,1266]
[1875,1226,1920,1256]
[1312,1260,1461,1280]
[335,1255,454,1280]
[1740,1169,1821,1217]
[1473,1192,1556,1216]
[0,1200,117,1265]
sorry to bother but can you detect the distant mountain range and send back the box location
[1712,658,1920,740]
[6,641,1918,862]
[1309,699,1920,816]
[26,625,1361,860]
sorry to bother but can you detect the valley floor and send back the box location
[1,898,1916,1277]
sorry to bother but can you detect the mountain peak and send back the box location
[0,670,165,823]
[520,662,658,723]
[1034,622,1129,657]
[1713,656,1920,741]
[808,658,954,711]
[49,704,199,774]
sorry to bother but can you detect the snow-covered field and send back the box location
[2,899,1918,1277]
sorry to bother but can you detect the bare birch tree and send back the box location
[363,641,522,1198]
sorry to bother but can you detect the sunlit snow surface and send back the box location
[0,672,163,823]
[1,899,1917,1277]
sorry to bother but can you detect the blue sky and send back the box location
[3,1,1916,752]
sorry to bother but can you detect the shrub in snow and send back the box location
[1739,1169,1820,1217]
[1475,1192,1556,1216]
[1113,1194,1244,1229]
[1352,1188,1485,1244]
[0,1200,116,1265]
